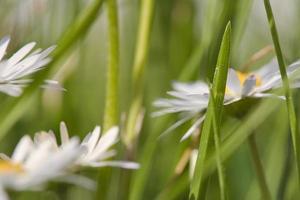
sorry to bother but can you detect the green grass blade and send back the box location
[245,107,287,200]
[103,0,119,132]
[190,21,231,200]
[248,134,272,200]
[155,172,189,200]
[148,99,281,200]
[263,0,300,185]
[126,0,155,199]
[0,0,104,141]
[210,88,227,200]
[124,0,155,148]
[203,99,280,177]
[129,118,166,200]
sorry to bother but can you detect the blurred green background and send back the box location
[0,0,300,199]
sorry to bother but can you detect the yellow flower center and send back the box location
[0,160,24,173]
[236,71,262,86]
[225,71,262,96]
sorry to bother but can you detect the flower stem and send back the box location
[212,109,226,200]
[248,134,271,200]
[103,0,119,132]
[124,0,155,148]
[210,87,227,200]
[190,22,231,200]
[263,0,300,185]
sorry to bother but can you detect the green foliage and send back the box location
[263,0,300,185]
[0,0,299,199]
[190,22,231,200]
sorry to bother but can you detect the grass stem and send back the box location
[248,134,271,200]
[263,0,300,185]
[103,0,119,132]
[125,0,155,149]
[190,22,231,200]
[210,88,226,200]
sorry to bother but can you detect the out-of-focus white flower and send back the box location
[0,36,62,96]
[35,122,140,169]
[154,59,300,141]
[61,122,140,169]
[0,122,139,199]
[224,58,300,102]
[153,81,208,141]
[0,135,85,200]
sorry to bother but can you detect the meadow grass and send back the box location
[0,0,299,200]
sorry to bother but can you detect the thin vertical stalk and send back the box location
[248,134,271,200]
[124,0,155,148]
[190,22,231,200]
[277,136,292,199]
[126,1,155,199]
[263,0,300,184]
[210,89,226,200]
[103,0,119,132]
[213,129,227,200]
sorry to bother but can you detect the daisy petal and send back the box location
[242,75,256,96]
[0,36,10,61]
[158,115,194,139]
[226,68,241,95]
[88,161,140,169]
[180,115,205,141]
[83,126,101,154]
[7,42,36,67]
[0,85,23,96]
[255,58,278,79]
[60,122,70,144]
[11,135,33,163]
[252,93,285,100]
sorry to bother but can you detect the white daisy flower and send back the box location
[34,122,140,169]
[0,135,86,200]
[0,36,62,96]
[154,58,300,140]
[224,58,300,102]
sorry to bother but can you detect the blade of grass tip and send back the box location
[124,0,155,149]
[210,88,226,200]
[0,0,104,141]
[248,134,272,200]
[103,0,119,132]
[190,21,231,200]
[263,0,300,185]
